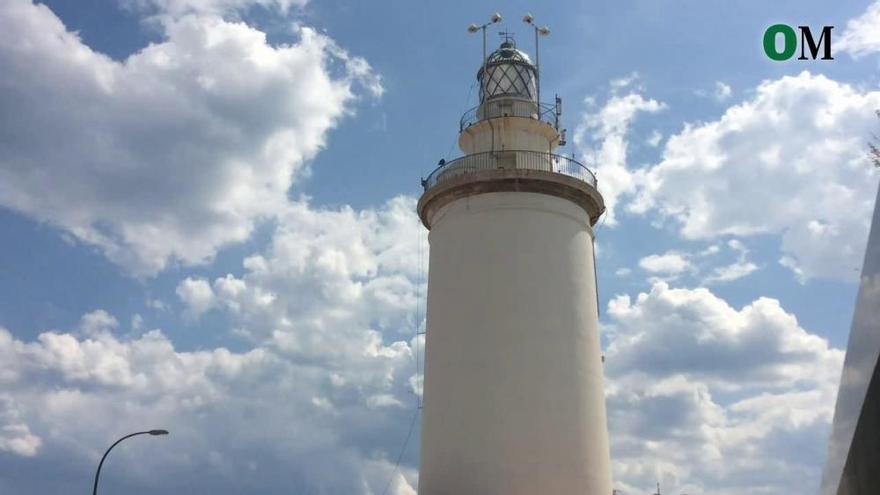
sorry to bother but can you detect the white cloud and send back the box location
[635,242,759,285]
[695,81,733,102]
[0,306,417,493]
[632,72,880,281]
[838,1,880,58]
[0,196,425,494]
[131,313,145,331]
[714,81,732,101]
[186,196,426,346]
[645,130,663,147]
[0,396,41,457]
[146,298,169,312]
[122,0,305,17]
[703,239,759,284]
[575,81,666,225]
[638,252,692,275]
[0,0,381,276]
[0,197,427,495]
[609,72,640,92]
[727,238,747,253]
[606,282,842,391]
[604,282,844,494]
[176,277,217,317]
[615,267,633,277]
[704,260,758,284]
[699,244,721,256]
[79,310,120,336]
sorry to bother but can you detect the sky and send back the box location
[0,0,879,494]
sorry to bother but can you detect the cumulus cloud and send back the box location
[838,1,880,58]
[632,72,880,282]
[0,192,845,495]
[638,252,693,275]
[176,277,217,317]
[0,396,41,457]
[637,240,758,285]
[79,309,120,336]
[0,306,418,493]
[0,0,381,276]
[0,192,426,494]
[575,78,666,225]
[604,283,844,494]
[182,196,425,347]
[0,5,861,495]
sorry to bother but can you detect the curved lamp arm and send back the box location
[92,429,168,495]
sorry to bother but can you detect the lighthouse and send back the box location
[417,16,612,495]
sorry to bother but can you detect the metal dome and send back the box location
[477,39,537,103]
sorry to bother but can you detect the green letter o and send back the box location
[764,24,797,61]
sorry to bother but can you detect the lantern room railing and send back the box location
[459,100,559,133]
[422,150,597,191]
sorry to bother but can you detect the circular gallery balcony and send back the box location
[418,150,604,229]
[423,150,596,190]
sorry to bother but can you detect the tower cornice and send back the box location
[417,166,605,229]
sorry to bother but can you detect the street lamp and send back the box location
[522,13,551,104]
[467,12,502,65]
[92,429,169,495]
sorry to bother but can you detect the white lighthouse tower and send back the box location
[417,17,612,495]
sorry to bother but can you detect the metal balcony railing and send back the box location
[459,100,559,133]
[422,150,597,191]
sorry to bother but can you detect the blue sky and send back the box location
[0,0,879,494]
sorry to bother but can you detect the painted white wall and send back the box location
[419,191,612,495]
[459,111,560,155]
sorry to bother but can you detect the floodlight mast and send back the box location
[468,12,502,65]
[523,13,550,106]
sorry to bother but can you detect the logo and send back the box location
[763,24,833,61]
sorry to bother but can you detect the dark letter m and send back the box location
[798,26,833,60]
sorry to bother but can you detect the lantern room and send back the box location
[477,38,537,103]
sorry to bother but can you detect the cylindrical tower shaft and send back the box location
[419,192,611,495]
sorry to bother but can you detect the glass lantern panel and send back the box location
[480,63,536,102]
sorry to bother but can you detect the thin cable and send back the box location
[379,220,426,495]
[445,78,478,159]
[594,204,608,232]
[380,408,419,495]
[415,224,425,409]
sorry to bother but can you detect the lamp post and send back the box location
[92,429,169,495]
[467,12,502,65]
[522,13,551,105]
